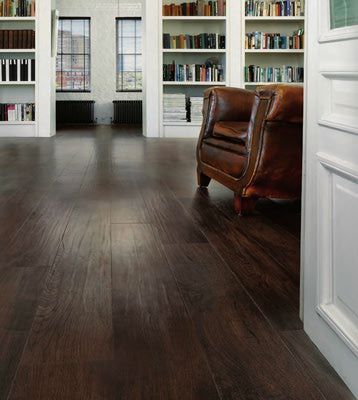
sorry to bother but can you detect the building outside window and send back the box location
[116,18,142,92]
[56,18,91,92]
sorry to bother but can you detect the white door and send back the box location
[303,0,358,396]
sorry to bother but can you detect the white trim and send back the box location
[319,0,358,43]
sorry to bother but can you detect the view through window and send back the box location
[116,18,142,92]
[56,18,91,92]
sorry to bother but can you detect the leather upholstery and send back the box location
[196,84,304,214]
[213,121,249,144]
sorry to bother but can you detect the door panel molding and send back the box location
[319,69,358,135]
[317,153,358,357]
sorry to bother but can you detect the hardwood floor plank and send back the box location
[0,267,48,400]
[138,179,208,244]
[110,179,149,224]
[12,197,113,366]
[9,362,117,400]
[162,242,325,400]
[110,223,220,400]
[178,194,302,331]
[0,152,93,269]
[198,190,301,282]
[0,330,26,400]
[281,330,356,400]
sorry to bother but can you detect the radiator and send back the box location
[113,100,142,124]
[56,101,95,124]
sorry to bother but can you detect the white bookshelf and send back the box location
[0,14,37,137]
[242,2,305,89]
[160,0,229,138]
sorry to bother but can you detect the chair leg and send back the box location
[198,171,211,188]
[234,195,257,216]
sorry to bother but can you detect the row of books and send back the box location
[0,0,35,17]
[163,33,225,49]
[163,94,203,123]
[245,29,304,49]
[0,30,35,49]
[163,61,224,82]
[245,0,304,17]
[0,103,35,122]
[245,64,304,83]
[0,58,35,82]
[163,1,226,16]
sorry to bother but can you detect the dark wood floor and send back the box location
[0,126,354,400]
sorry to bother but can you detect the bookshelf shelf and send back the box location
[245,49,304,53]
[244,17,305,21]
[0,49,36,53]
[0,17,36,21]
[162,16,226,21]
[245,82,304,86]
[0,121,36,125]
[163,81,226,86]
[163,49,226,53]
[163,121,202,126]
[0,82,36,85]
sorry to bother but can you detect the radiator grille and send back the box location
[56,101,95,124]
[113,101,142,124]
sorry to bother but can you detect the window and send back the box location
[56,18,91,92]
[116,18,142,92]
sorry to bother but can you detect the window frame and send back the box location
[116,17,142,93]
[56,17,91,93]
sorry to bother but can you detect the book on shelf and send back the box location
[0,103,35,122]
[245,64,304,83]
[163,93,204,123]
[163,33,225,49]
[163,93,187,123]
[245,29,304,49]
[163,0,226,17]
[0,0,35,17]
[0,58,35,82]
[188,96,203,122]
[0,30,35,49]
[245,0,304,17]
[163,60,224,82]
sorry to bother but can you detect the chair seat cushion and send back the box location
[212,121,249,144]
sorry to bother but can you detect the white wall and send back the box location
[56,0,142,125]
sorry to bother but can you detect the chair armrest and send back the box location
[200,87,255,139]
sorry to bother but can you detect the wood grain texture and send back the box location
[0,128,353,400]
[162,242,325,400]
[179,194,302,331]
[110,223,219,400]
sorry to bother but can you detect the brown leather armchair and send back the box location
[196,84,303,215]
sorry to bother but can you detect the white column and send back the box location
[36,0,56,137]
[142,0,160,137]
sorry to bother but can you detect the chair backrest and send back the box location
[244,84,304,199]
